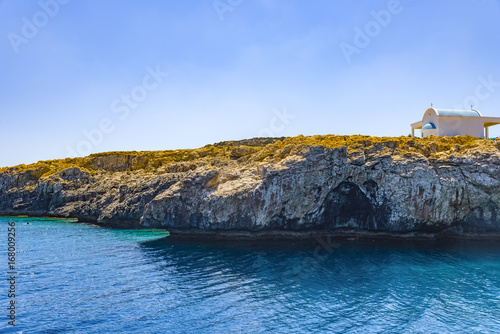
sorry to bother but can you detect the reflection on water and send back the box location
[137,237,500,333]
[1,217,500,333]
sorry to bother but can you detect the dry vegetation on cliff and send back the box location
[3,134,500,234]
[2,135,499,179]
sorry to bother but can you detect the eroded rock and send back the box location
[1,136,500,237]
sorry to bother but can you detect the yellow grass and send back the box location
[1,135,498,178]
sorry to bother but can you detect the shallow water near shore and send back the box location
[1,216,500,333]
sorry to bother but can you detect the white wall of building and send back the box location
[422,109,438,128]
[437,118,484,138]
[421,129,438,137]
[418,108,486,138]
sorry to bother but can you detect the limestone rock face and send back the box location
[1,136,500,236]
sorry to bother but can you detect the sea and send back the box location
[1,216,500,333]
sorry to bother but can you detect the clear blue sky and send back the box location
[1,0,500,167]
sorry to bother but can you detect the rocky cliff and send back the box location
[2,135,500,238]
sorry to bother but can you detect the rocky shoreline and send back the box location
[3,214,500,241]
[2,135,500,239]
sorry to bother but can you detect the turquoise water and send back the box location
[1,217,500,333]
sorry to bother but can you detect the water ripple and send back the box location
[1,217,500,333]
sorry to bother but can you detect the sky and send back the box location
[1,0,500,167]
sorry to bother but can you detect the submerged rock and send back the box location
[1,135,500,238]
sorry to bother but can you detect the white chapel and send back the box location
[411,108,500,138]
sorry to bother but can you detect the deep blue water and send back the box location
[1,217,500,333]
